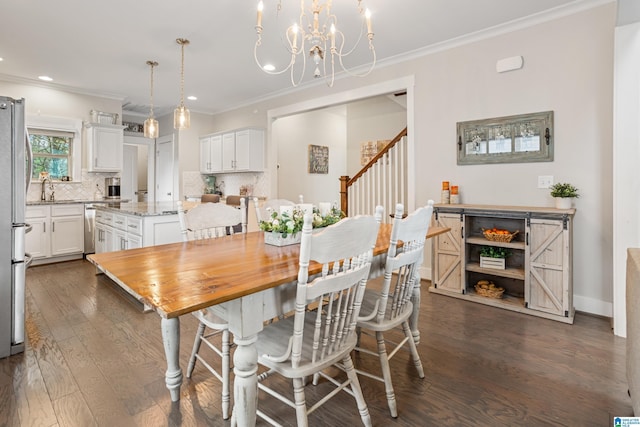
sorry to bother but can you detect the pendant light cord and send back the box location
[146,60,158,117]
[177,38,189,108]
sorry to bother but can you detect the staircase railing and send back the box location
[340,127,408,222]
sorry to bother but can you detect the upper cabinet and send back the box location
[85,123,124,172]
[200,134,223,174]
[200,128,264,174]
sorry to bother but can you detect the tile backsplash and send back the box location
[182,171,270,199]
[27,169,119,202]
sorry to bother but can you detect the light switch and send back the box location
[538,175,553,189]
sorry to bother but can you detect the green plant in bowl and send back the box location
[549,182,579,198]
[479,246,511,259]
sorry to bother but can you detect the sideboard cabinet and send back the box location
[431,204,575,323]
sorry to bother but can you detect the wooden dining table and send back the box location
[87,224,449,426]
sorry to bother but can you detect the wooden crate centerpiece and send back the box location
[480,256,506,270]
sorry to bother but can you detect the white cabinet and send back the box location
[95,210,114,254]
[26,204,84,264]
[95,209,179,253]
[25,206,49,259]
[200,128,264,174]
[234,129,264,172]
[85,123,124,172]
[222,132,236,172]
[430,204,575,324]
[200,135,223,174]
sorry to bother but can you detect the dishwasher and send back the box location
[84,202,107,254]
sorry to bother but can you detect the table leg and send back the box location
[231,334,259,426]
[226,293,264,427]
[161,317,183,402]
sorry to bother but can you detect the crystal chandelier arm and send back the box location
[332,25,376,78]
[254,24,309,87]
[336,41,376,78]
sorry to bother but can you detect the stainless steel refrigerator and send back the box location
[0,96,31,358]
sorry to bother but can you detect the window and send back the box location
[28,128,74,181]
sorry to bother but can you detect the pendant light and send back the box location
[174,38,191,130]
[143,60,159,139]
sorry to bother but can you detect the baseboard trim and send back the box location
[419,266,431,282]
[574,294,612,318]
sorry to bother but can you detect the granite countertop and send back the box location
[27,199,92,205]
[27,198,131,206]
[94,201,192,217]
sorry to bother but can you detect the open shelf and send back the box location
[466,236,525,250]
[465,262,525,280]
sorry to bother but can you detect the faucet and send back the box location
[40,177,55,201]
[40,177,49,201]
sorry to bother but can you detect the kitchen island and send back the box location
[94,201,191,253]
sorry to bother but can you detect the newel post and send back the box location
[340,175,349,216]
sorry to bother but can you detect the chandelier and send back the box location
[254,0,376,87]
[143,60,159,139]
[174,38,190,130]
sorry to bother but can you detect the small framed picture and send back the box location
[308,144,329,174]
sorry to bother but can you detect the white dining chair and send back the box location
[251,212,380,427]
[354,200,434,418]
[177,199,247,420]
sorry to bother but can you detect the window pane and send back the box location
[30,135,51,153]
[51,137,70,154]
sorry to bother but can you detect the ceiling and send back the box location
[0,0,600,117]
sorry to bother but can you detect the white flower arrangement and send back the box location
[259,204,345,238]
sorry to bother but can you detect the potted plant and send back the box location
[479,246,511,270]
[259,205,345,246]
[549,182,579,209]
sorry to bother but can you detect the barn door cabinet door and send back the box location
[527,217,573,318]
[431,212,464,294]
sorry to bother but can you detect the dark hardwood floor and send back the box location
[0,259,631,426]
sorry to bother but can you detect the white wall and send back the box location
[273,106,346,204]
[346,96,407,176]
[207,4,616,318]
[612,18,640,335]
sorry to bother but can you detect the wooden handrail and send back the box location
[340,127,407,215]
[348,127,407,186]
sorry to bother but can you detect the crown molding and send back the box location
[0,73,127,101]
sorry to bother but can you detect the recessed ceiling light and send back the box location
[187,96,197,101]
[0,57,3,62]
[263,64,275,72]
[38,75,53,82]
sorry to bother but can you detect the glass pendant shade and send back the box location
[143,117,159,138]
[174,105,190,130]
[174,38,191,130]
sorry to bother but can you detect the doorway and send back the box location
[269,76,414,209]
[122,135,154,202]
[155,134,176,202]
